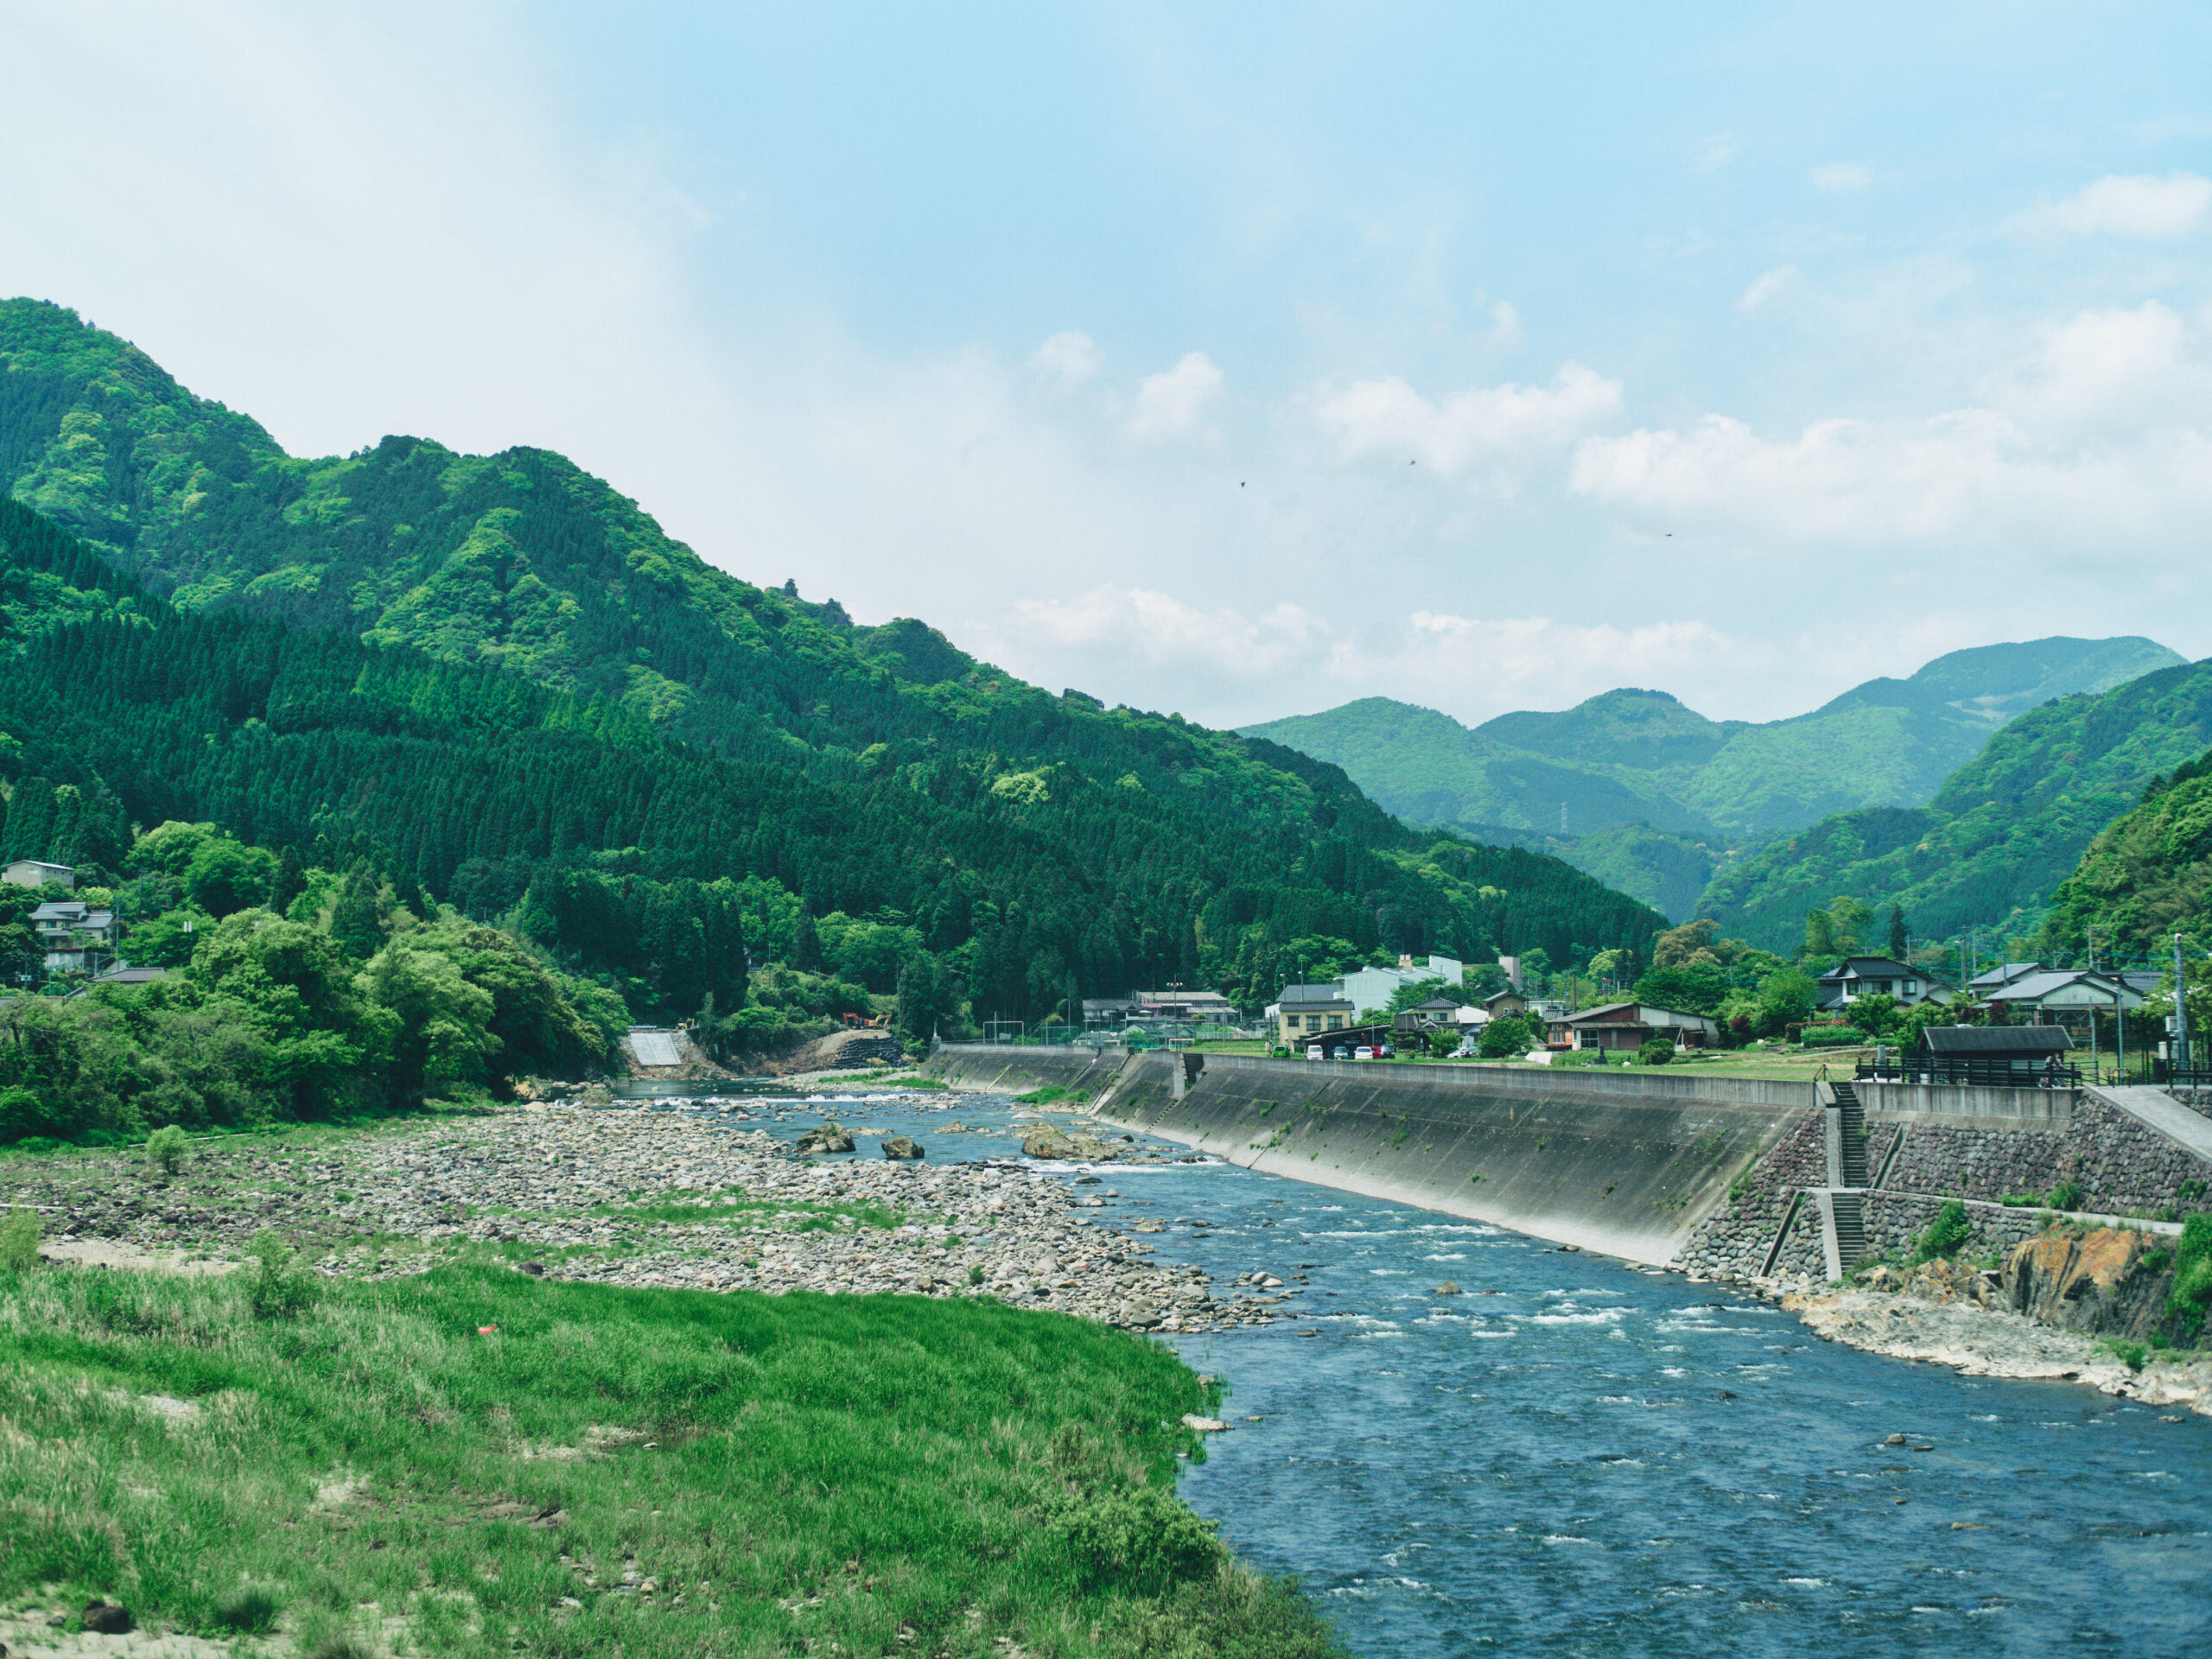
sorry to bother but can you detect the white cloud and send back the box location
[1735,265,1800,315]
[1028,328,1103,389]
[1126,351,1224,442]
[1311,363,1621,478]
[1486,300,1523,350]
[1811,162,1870,193]
[1998,300,2206,429]
[2024,172,2212,238]
[1013,587,1326,681]
[1570,405,2212,549]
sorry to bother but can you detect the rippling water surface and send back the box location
[726,1087,2212,1656]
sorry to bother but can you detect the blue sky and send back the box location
[4,2,2210,726]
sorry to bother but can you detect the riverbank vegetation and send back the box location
[0,1260,1344,1658]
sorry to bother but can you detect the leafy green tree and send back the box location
[185,836,276,918]
[1631,963,1730,1014]
[357,938,497,1103]
[1755,968,1817,1035]
[1478,1015,1534,1058]
[191,909,378,1116]
[1886,905,1909,959]
[1849,991,1902,1036]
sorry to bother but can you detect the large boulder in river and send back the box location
[793,1124,855,1155]
[880,1136,925,1160]
[1022,1128,1081,1160]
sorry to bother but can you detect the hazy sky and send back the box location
[5,2,2210,727]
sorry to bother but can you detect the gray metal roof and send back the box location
[1921,1025,2072,1054]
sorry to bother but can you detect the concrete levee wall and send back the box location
[924,1047,2212,1275]
[921,1045,1128,1097]
[1078,1052,1813,1265]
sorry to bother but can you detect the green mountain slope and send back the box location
[1243,638,2183,917]
[2039,748,2212,961]
[0,311,1664,1012]
[1698,659,2212,951]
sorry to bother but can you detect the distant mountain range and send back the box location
[1244,637,2185,919]
[1702,658,2212,953]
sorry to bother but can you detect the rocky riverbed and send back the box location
[0,1099,1306,1335]
[1681,1253,2212,1414]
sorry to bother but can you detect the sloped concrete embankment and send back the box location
[923,1045,1129,1097]
[1065,1052,1814,1266]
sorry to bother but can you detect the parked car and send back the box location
[1377,1043,1395,1058]
[1331,1046,1350,1060]
[1354,1045,1376,1060]
[1306,1044,1324,1060]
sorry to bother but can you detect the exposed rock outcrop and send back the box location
[2003,1227,2177,1341]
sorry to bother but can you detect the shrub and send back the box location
[2099,1338,2148,1374]
[2166,1213,2212,1335]
[1797,1027,1870,1048]
[968,1264,985,1286]
[212,1584,283,1635]
[1915,1199,1973,1262]
[0,1205,39,1272]
[244,1231,320,1319]
[144,1124,190,1174]
[1635,1038,1674,1066]
[2044,1179,2086,1212]
[1052,1480,1224,1598]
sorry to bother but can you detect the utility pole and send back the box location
[2177,931,2192,1074]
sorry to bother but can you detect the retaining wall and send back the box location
[1082,1052,1813,1265]
[925,1046,2212,1276]
[922,1045,1128,1096]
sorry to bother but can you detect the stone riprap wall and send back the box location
[1859,1192,2049,1266]
[1080,1052,1814,1265]
[1670,1109,1822,1277]
[1880,1095,2212,1217]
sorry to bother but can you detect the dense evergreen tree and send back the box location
[0,495,1662,1021]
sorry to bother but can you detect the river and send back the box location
[722,1084,2212,1656]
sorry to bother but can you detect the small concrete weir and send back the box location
[929,1046,1810,1264]
[924,1045,2212,1271]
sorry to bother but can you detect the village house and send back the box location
[1980,968,2147,1028]
[1128,988,1238,1024]
[1273,982,1357,1046]
[1390,995,1465,1037]
[1813,955,1947,1012]
[1551,1001,1723,1052]
[30,899,119,976]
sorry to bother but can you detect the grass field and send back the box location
[0,1262,1344,1658]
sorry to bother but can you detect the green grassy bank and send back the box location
[0,1263,1343,1658]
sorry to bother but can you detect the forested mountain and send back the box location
[1699,658,2212,952]
[2039,747,2212,962]
[0,318,1663,1024]
[1243,638,2182,916]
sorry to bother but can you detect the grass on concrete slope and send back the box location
[0,1263,1344,1659]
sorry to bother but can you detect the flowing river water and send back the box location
[706,1084,2212,1656]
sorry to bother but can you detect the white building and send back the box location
[3,859,74,890]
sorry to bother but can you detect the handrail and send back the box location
[1854,1057,2081,1089]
